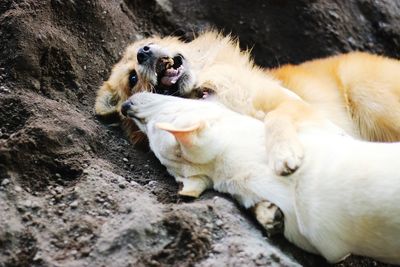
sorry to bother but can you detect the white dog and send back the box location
[123,92,400,264]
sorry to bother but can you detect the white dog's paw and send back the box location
[177,176,212,198]
[254,201,284,237]
[268,138,304,176]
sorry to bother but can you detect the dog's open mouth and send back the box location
[153,54,214,99]
[156,55,185,88]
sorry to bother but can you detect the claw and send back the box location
[269,138,304,176]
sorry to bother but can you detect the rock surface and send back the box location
[0,0,399,266]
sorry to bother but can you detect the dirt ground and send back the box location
[1,0,400,266]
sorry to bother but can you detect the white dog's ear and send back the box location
[156,121,205,146]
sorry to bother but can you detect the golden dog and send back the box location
[96,31,400,170]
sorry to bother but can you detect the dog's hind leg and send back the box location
[253,201,284,236]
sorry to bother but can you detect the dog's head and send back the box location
[121,92,272,202]
[95,36,196,126]
[122,92,226,166]
[95,31,249,144]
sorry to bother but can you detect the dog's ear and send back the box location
[95,82,121,124]
[156,121,205,146]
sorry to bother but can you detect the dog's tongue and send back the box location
[161,66,184,86]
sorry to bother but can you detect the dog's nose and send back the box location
[121,100,132,117]
[137,46,152,64]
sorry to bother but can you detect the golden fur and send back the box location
[95,31,400,158]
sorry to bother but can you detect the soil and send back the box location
[1,0,399,266]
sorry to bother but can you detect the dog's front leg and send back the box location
[178,176,213,198]
[252,88,318,176]
[255,97,320,236]
[264,108,305,176]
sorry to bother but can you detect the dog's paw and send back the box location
[268,138,304,176]
[254,201,284,237]
[177,176,212,198]
[178,189,202,198]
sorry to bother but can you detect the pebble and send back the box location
[33,251,43,261]
[55,186,63,194]
[206,223,213,229]
[95,196,105,203]
[147,180,157,187]
[201,229,210,235]
[130,180,139,186]
[115,176,128,189]
[14,185,22,192]
[328,10,340,19]
[122,157,128,162]
[1,178,10,186]
[80,247,91,256]
[347,36,357,47]
[70,200,79,209]
[254,254,268,265]
[23,199,33,208]
[0,85,10,93]
[213,244,224,253]
[87,210,96,216]
[56,209,63,216]
[212,196,220,203]
[30,200,40,209]
[99,210,110,217]
[215,219,223,227]
[22,212,33,222]
[149,260,159,266]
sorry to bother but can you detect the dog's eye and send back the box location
[129,70,138,87]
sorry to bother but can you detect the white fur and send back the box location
[129,92,400,264]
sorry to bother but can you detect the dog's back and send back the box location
[294,129,400,263]
[212,113,400,264]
